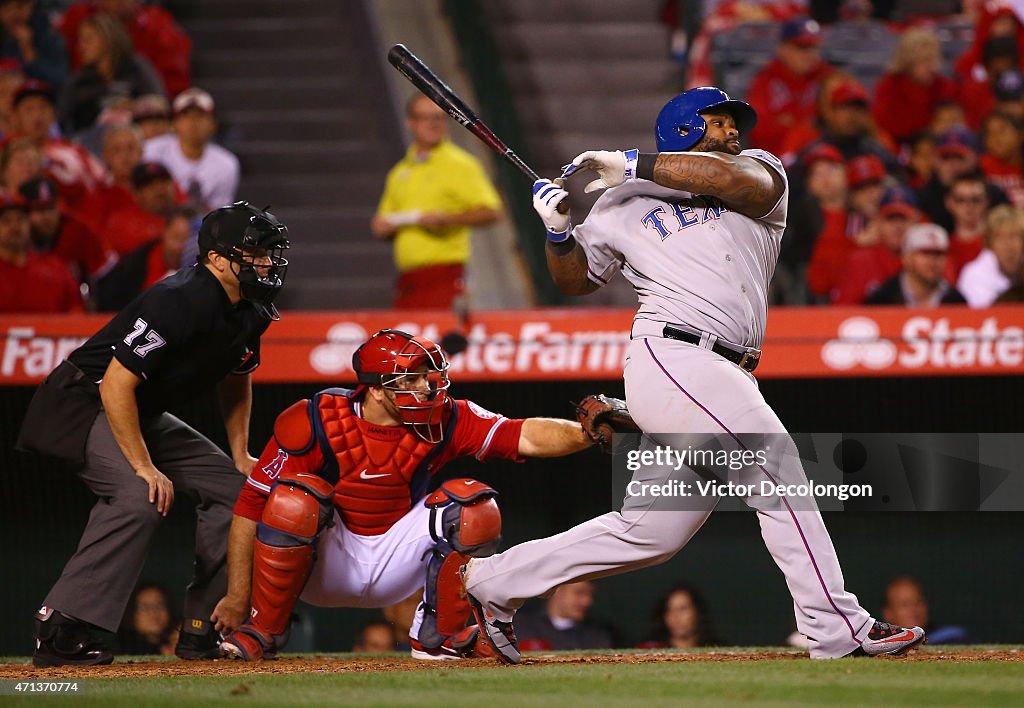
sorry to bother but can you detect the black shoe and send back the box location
[175,619,222,660]
[32,607,114,668]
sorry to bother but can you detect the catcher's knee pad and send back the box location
[259,471,335,545]
[248,472,335,646]
[419,479,501,648]
[425,478,501,556]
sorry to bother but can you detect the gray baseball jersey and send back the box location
[573,149,788,349]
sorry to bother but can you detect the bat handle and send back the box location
[505,150,569,214]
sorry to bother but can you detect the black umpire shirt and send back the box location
[69,264,271,417]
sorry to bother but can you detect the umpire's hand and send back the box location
[136,463,174,515]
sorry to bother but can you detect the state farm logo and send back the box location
[309,323,368,375]
[822,316,1024,371]
[821,317,896,370]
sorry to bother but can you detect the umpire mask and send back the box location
[198,202,290,319]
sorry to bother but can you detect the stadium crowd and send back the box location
[0,0,229,315]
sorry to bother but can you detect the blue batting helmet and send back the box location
[655,87,758,152]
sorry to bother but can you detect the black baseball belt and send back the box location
[662,324,761,372]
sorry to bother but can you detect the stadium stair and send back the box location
[174,0,401,310]
[481,0,672,304]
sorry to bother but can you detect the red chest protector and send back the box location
[310,389,454,536]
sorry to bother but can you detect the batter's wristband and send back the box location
[637,153,657,181]
[546,234,577,254]
[546,225,572,244]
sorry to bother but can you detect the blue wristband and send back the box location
[546,225,572,243]
[623,148,639,180]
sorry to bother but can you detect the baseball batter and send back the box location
[450,88,926,662]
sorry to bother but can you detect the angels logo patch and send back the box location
[262,450,289,479]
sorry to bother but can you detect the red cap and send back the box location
[803,143,844,169]
[781,17,823,47]
[830,81,869,106]
[847,155,886,188]
[12,79,54,107]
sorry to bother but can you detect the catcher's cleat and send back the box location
[175,619,222,660]
[461,564,521,665]
[410,625,498,661]
[220,623,278,661]
[32,607,114,668]
[851,621,926,657]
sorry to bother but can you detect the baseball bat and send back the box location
[387,44,568,213]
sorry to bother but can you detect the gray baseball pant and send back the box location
[43,411,244,632]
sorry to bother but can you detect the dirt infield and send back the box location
[0,648,1020,679]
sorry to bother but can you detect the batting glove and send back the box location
[532,179,571,242]
[561,149,639,193]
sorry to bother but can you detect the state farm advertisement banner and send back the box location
[2,306,1022,384]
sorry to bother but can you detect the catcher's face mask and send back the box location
[354,330,451,442]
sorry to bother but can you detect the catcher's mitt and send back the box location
[574,394,640,453]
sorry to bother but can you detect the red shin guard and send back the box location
[249,539,314,636]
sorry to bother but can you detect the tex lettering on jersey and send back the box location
[641,196,729,241]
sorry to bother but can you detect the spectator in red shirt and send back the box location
[96,206,193,311]
[978,111,1024,208]
[0,192,82,312]
[944,171,990,279]
[20,175,115,286]
[56,0,191,97]
[872,28,958,146]
[833,185,921,305]
[75,122,141,234]
[7,79,108,209]
[746,16,832,157]
[804,152,890,302]
[864,223,967,307]
[104,160,175,256]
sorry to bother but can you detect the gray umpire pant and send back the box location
[43,411,245,633]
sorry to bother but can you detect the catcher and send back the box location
[216,329,635,659]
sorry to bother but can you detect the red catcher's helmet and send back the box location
[352,329,451,442]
